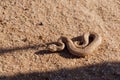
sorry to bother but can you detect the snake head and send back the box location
[47,44,58,52]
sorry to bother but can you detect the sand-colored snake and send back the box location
[47,32,102,57]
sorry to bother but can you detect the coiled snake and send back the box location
[47,32,102,57]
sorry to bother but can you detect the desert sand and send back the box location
[0,0,120,80]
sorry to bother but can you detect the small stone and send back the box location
[39,36,43,40]
[21,38,27,42]
[38,22,43,26]
[24,8,29,10]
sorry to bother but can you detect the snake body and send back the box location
[74,32,90,48]
[47,32,102,57]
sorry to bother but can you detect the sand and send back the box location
[0,0,120,80]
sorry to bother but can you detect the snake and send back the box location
[47,32,102,57]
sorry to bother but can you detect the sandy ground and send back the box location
[0,0,120,80]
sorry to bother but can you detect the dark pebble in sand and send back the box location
[38,22,43,26]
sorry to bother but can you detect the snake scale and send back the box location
[47,32,102,57]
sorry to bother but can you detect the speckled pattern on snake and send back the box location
[47,32,102,57]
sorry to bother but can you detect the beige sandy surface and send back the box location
[0,0,120,80]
